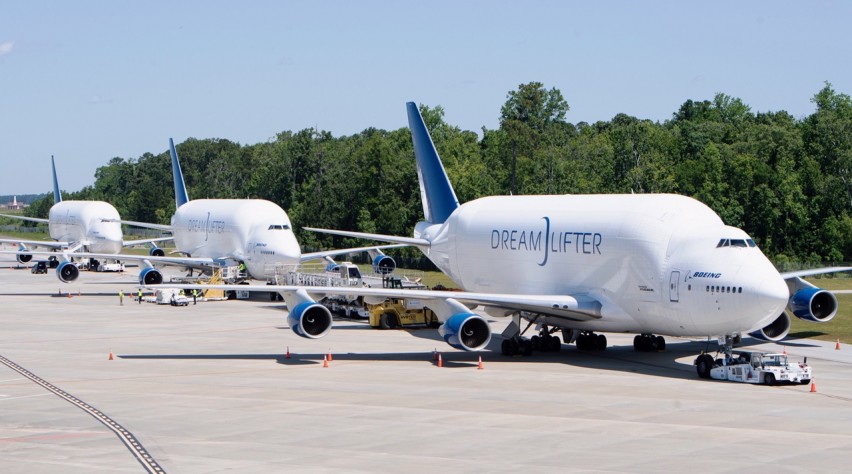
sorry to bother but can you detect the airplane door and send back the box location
[669,271,680,302]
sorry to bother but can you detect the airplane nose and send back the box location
[757,276,789,315]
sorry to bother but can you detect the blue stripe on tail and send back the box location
[51,155,62,203]
[406,102,458,224]
[169,138,190,208]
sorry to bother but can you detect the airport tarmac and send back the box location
[1,256,852,473]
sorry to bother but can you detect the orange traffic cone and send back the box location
[108,351,114,361]
[323,355,328,368]
[437,353,443,368]
[810,378,817,393]
[67,291,71,298]
[285,346,291,359]
[327,350,333,362]
[477,355,484,370]
[836,338,841,350]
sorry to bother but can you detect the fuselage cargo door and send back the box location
[669,270,680,302]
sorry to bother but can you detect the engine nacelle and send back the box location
[139,267,163,285]
[149,245,165,257]
[56,261,80,283]
[438,313,491,351]
[288,301,333,339]
[750,312,791,342]
[17,253,33,264]
[372,255,396,275]
[790,287,837,323]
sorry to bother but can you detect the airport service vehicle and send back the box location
[368,297,438,329]
[31,261,48,274]
[155,289,189,306]
[154,102,851,358]
[695,350,812,385]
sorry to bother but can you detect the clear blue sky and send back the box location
[2,1,850,195]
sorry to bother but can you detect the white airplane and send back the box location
[156,102,851,360]
[62,138,402,286]
[0,156,169,282]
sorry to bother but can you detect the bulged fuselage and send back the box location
[48,201,123,254]
[415,193,788,338]
[171,199,301,278]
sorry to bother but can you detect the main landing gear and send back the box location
[501,319,563,356]
[633,333,666,352]
[500,319,609,356]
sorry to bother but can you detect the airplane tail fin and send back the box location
[51,155,62,203]
[406,102,459,224]
[169,138,190,208]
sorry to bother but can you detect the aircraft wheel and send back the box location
[596,334,607,351]
[633,335,642,351]
[549,335,561,352]
[655,336,666,352]
[501,339,514,356]
[531,335,541,351]
[695,354,713,378]
[521,339,533,356]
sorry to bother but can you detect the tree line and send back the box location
[19,82,852,267]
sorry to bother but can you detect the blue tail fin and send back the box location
[406,102,458,224]
[51,155,62,203]
[169,138,190,208]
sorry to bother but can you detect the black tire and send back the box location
[764,373,776,386]
[633,335,642,351]
[531,335,541,351]
[501,339,514,356]
[655,336,666,352]
[549,335,562,352]
[597,334,607,351]
[521,339,533,356]
[696,354,713,378]
[379,313,392,329]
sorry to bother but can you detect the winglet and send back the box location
[169,138,190,208]
[51,155,62,203]
[406,102,459,224]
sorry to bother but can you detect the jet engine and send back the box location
[138,267,163,285]
[149,245,165,257]
[371,254,396,275]
[750,312,791,342]
[56,261,80,283]
[438,313,491,351]
[17,253,33,264]
[288,301,333,339]
[789,287,837,323]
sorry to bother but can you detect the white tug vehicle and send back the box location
[695,350,812,386]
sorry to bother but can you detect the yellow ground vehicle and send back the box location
[368,297,439,329]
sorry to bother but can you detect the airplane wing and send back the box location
[0,238,70,250]
[303,227,430,247]
[0,213,50,225]
[780,266,852,280]
[102,218,173,232]
[300,243,409,263]
[0,248,213,267]
[122,236,174,248]
[148,282,603,322]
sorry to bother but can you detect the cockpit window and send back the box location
[267,224,291,230]
[717,238,754,248]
